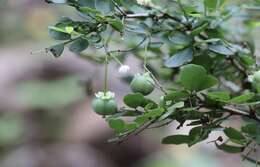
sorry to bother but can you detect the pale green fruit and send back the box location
[130,73,155,96]
[92,98,117,115]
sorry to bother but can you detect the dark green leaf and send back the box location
[180,64,206,91]
[88,33,102,43]
[200,75,219,90]
[229,93,255,104]
[108,119,125,133]
[168,31,192,47]
[107,18,124,33]
[188,126,210,146]
[224,127,246,141]
[215,143,244,153]
[242,123,257,136]
[207,91,230,102]
[162,135,190,145]
[190,22,209,36]
[164,47,193,68]
[204,0,226,12]
[69,38,89,53]
[123,93,148,108]
[48,43,65,57]
[238,53,255,67]
[179,64,218,91]
[209,43,234,56]
[79,6,101,15]
[49,29,71,40]
[164,91,189,102]
[134,107,165,125]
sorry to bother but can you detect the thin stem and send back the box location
[124,13,186,26]
[111,53,124,66]
[204,0,207,16]
[223,106,260,123]
[148,120,173,129]
[229,57,247,77]
[143,37,150,71]
[104,54,108,94]
[144,66,167,95]
[111,0,126,16]
[109,36,147,54]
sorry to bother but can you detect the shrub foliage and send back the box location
[45,0,260,162]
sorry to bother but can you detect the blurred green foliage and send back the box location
[17,76,85,109]
[0,116,23,146]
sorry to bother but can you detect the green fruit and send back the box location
[130,73,155,95]
[92,98,117,115]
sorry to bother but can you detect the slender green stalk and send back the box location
[111,53,124,66]
[144,66,167,95]
[104,54,108,95]
[143,37,150,72]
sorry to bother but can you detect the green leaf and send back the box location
[108,119,125,133]
[159,102,184,121]
[164,47,194,68]
[224,127,246,141]
[238,53,255,67]
[49,29,71,41]
[215,143,244,153]
[179,64,218,91]
[191,54,214,71]
[180,64,206,91]
[164,91,189,102]
[69,38,89,53]
[207,91,230,102]
[95,0,114,14]
[209,43,234,56]
[123,93,151,108]
[190,22,209,36]
[172,101,185,108]
[79,6,102,15]
[107,18,124,33]
[135,107,165,125]
[204,0,226,12]
[168,31,192,47]
[188,126,210,146]
[241,123,257,136]
[125,122,138,132]
[200,75,219,90]
[229,93,255,104]
[162,135,190,145]
[88,33,102,43]
[48,43,65,57]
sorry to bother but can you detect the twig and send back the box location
[117,119,155,143]
[111,0,127,16]
[223,106,260,123]
[229,57,247,77]
[144,66,167,95]
[148,120,173,129]
[109,36,147,53]
[124,13,187,27]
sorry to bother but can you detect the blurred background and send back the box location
[0,0,259,167]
